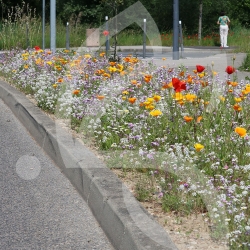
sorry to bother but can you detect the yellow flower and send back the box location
[122,90,129,95]
[235,127,247,137]
[84,54,92,58]
[99,52,105,57]
[22,52,29,57]
[145,104,155,110]
[194,143,204,152]
[146,97,154,104]
[184,93,197,102]
[244,84,250,94]
[162,57,166,60]
[173,93,183,101]
[153,95,161,102]
[24,64,29,69]
[150,110,162,117]
[219,96,225,102]
[52,84,58,89]
[46,61,53,65]
[234,97,242,103]
[198,72,205,78]
[108,66,117,73]
[116,64,124,72]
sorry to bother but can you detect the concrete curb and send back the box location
[0,80,178,250]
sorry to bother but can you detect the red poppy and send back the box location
[34,46,41,51]
[172,77,186,92]
[225,66,235,74]
[196,65,205,73]
[103,30,109,36]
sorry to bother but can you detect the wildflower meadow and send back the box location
[0,47,250,249]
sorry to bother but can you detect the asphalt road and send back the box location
[0,98,113,250]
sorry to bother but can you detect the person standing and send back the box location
[217,11,230,48]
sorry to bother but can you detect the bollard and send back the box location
[173,0,179,60]
[179,20,184,58]
[66,22,70,50]
[105,16,110,56]
[50,0,56,53]
[143,19,146,58]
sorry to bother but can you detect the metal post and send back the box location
[66,22,69,50]
[105,16,110,54]
[179,20,184,58]
[50,0,56,53]
[198,0,203,45]
[173,0,179,60]
[42,0,45,50]
[143,19,146,58]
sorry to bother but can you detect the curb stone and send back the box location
[0,79,178,250]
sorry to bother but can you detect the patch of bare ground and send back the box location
[112,169,229,250]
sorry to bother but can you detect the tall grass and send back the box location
[0,1,40,49]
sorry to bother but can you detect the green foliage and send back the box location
[238,53,250,72]
[1,0,250,36]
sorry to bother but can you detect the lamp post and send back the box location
[173,0,179,60]
[50,0,56,53]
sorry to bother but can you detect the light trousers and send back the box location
[220,25,229,47]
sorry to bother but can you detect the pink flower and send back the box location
[103,30,109,36]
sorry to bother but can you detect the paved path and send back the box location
[0,98,113,249]
[77,45,250,80]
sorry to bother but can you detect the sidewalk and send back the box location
[77,45,249,80]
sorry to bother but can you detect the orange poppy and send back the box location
[128,97,137,104]
[72,89,80,95]
[97,95,105,100]
[184,116,193,122]
[233,104,242,111]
